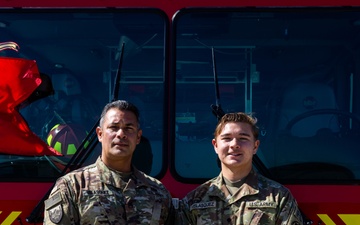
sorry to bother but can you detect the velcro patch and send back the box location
[44,192,62,210]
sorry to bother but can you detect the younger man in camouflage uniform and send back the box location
[177,112,303,225]
[44,100,173,224]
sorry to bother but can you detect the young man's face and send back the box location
[212,122,259,170]
[96,108,142,162]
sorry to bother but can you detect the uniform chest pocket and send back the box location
[125,195,163,223]
[79,190,125,224]
[190,201,218,225]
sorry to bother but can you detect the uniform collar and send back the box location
[95,156,149,189]
[208,169,260,204]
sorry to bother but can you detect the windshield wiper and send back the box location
[210,47,272,179]
[26,43,126,223]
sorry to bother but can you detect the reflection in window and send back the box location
[173,9,360,182]
[0,10,166,180]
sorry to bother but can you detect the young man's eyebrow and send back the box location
[238,132,251,137]
[219,132,251,138]
[219,131,231,137]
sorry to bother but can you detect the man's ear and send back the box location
[253,140,260,154]
[96,126,102,142]
[137,129,143,144]
[212,139,218,154]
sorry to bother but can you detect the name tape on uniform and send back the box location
[190,201,216,211]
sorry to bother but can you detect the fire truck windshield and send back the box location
[172,8,360,184]
[0,7,359,186]
[0,9,166,180]
[1,6,360,224]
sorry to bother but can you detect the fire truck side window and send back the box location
[0,10,166,180]
[173,8,360,183]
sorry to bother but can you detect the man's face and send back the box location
[212,122,259,170]
[96,108,142,161]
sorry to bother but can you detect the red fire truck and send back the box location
[0,0,360,224]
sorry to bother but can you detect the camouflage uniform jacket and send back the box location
[43,157,173,225]
[178,169,303,225]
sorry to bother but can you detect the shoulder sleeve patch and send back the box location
[47,204,63,224]
[45,192,63,224]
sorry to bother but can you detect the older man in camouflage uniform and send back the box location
[177,112,303,225]
[44,100,173,224]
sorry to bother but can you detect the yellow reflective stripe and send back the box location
[1,211,22,225]
[338,214,360,225]
[0,211,21,225]
[317,214,336,225]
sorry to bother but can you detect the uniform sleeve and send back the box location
[150,185,175,225]
[164,198,176,225]
[43,177,79,225]
[276,191,304,225]
[173,197,197,225]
